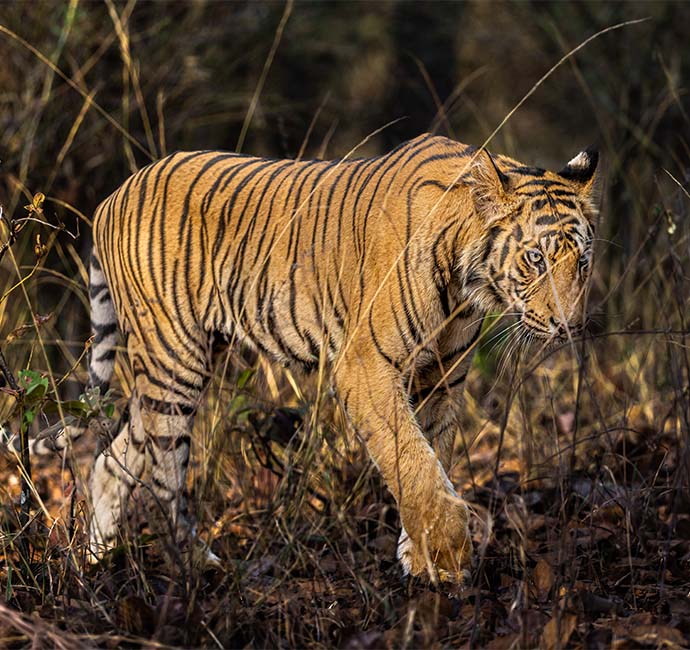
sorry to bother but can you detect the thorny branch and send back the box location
[0,343,33,555]
[0,202,34,553]
[0,205,25,265]
[0,199,78,268]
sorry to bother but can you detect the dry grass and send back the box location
[1,2,689,648]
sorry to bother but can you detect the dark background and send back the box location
[1,3,687,216]
[1,2,688,370]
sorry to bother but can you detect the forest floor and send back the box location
[1,346,689,649]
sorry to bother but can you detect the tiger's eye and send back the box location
[525,248,543,265]
[578,252,590,278]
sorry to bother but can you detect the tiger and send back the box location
[80,133,600,583]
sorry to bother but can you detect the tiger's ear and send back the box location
[469,149,513,225]
[558,146,601,202]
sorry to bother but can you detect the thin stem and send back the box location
[0,346,32,555]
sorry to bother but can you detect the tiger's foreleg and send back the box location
[399,345,476,581]
[334,343,471,583]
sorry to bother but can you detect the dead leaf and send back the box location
[117,595,156,635]
[628,625,686,649]
[541,612,577,650]
[556,411,575,435]
[534,559,554,600]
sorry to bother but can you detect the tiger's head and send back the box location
[469,147,601,341]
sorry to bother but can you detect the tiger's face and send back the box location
[502,206,593,340]
[470,148,601,342]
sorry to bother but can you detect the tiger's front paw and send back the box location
[396,501,472,584]
[182,534,222,570]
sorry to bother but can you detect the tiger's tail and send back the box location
[28,251,118,455]
[86,251,118,394]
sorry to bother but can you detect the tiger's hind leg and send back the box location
[88,331,216,564]
[138,390,202,558]
[88,393,147,560]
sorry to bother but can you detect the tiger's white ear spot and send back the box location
[558,146,599,185]
[566,151,592,171]
[558,145,602,222]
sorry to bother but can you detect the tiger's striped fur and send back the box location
[86,134,600,581]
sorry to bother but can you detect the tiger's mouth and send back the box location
[520,313,552,339]
[520,313,584,342]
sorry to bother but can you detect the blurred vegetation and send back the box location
[0,1,689,647]
[0,1,688,381]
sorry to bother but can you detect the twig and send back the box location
[236,0,293,153]
[0,347,32,548]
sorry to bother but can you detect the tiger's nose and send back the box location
[550,317,582,337]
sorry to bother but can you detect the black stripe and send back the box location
[355,139,432,318]
[89,282,109,299]
[149,434,192,450]
[265,293,316,370]
[499,236,511,267]
[441,326,482,363]
[95,349,116,363]
[401,144,477,186]
[482,225,503,264]
[325,280,346,329]
[250,166,295,266]
[446,371,469,390]
[368,307,402,369]
[536,213,559,226]
[93,322,117,344]
[556,198,576,209]
[391,299,413,354]
[141,396,196,417]
[285,162,330,348]
[177,153,253,240]
[413,370,469,403]
[514,179,569,191]
[487,281,503,305]
[130,356,202,401]
[150,475,176,499]
[504,165,545,177]
[119,155,209,368]
[212,158,275,262]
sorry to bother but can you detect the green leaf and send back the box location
[42,399,90,418]
[5,564,12,601]
[237,368,254,390]
[18,369,49,401]
[229,394,247,415]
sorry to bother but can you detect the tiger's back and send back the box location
[91,135,480,401]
